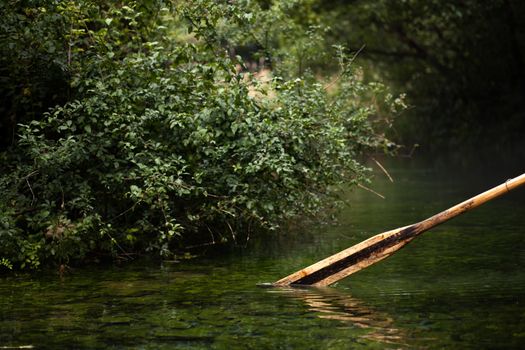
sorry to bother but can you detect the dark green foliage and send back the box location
[312,0,525,153]
[0,1,398,269]
[0,1,69,149]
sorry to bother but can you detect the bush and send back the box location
[0,0,401,269]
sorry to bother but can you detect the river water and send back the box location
[1,157,524,349]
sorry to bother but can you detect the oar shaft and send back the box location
[417,173,525,232]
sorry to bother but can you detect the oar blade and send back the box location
[273,224,420,287]
[308,237,417,286]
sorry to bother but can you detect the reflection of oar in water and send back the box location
[273,287,406,345]
[274,173,525,287]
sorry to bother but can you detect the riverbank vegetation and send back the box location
[0,1,403,269]
[4,0,521,271]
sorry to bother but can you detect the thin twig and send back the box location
[108,203,140,223]
[372,157,394,183]
[324,44,366,90]
[60,187,65,209]
[208,226,216,245]
[106,231,132,260]
[26,178,36,205]
[23,170,39,179]
[226,221,237,244]
[348,44,366,65]
[357,183,385,199]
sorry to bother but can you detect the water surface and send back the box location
[1,158,524,349]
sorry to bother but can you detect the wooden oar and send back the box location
[274,173,525,287]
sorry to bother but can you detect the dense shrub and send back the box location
[0,0,401,269]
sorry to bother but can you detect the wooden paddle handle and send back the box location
[417,173,525,232]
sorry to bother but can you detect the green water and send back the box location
[1,159,525,349]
